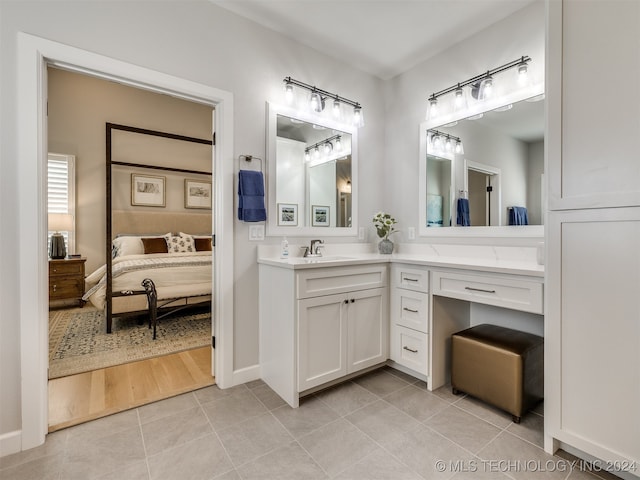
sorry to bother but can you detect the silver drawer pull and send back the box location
[403,346,418,353]
[465,286,496,294]
[402,277,419,282]
[403,307,418,313]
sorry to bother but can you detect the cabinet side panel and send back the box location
[560,219,640,462]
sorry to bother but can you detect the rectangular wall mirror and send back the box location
[266,102,358,237]
[419,93,545,237]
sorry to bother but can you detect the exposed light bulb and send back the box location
[481,75,493,99]
[445,137,453,152]
[284,83,294,104]
[309,91,323,112]
[324,142,333,155]
[517,61,528,85]
[335,136,342,151]
[314,146,320,159]
[431,133,442,150]
[428,97,438,119]
[353,105,364,127]
[454,86,464,107]
[332,98,341,118]
[304,150,311,162]
[455,140,463,154]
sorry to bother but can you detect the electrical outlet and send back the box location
[408,226,415,240]
[249,225,264,241]
[358,227,365,240]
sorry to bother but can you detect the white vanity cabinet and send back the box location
[389,264,430,378]
[259,263,388,407]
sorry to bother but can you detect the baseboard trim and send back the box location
[0,430,22,458]
[232,364,260,386]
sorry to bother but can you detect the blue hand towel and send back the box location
[508,206,529,226]
[238,170,266,222]
[456,198,470,226]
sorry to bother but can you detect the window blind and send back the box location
[47,154,76,254]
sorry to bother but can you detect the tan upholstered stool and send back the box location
[451,324,543,423]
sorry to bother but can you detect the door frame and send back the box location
[17,32,235,451]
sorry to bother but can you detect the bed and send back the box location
[84,211,213,334]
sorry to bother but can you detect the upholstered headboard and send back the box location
[112,210,212,239]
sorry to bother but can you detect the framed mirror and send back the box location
[266,102,358,237]
[419,94,545,237]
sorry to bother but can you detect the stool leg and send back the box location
[512,415,521,424]
[452,388,461,395]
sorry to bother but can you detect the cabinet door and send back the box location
[298,293,347,391]
[347,287,388,373]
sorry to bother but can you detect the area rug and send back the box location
[49,306,211,379]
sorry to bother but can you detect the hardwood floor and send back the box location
[48,346,214,432]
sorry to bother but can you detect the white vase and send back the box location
[378,238,394,254]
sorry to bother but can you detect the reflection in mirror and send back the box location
[275,113,352,228]
[425,96,544,228]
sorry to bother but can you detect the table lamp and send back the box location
[48,213,73,259]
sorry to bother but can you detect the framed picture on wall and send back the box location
[277,203,298,226]
[131,174,165,207]
[312,205,330,227]
[184,179,212,209]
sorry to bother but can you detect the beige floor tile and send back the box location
[426,405,502,454]
[333,449,422,480]
[272,396,339,438]
[201,389,268,431]
[194,384,248,405]
[244,379,267,389]
[236,441,328,479]
[216,412,293,467]
[453,395,514,429]
[65,408,139,444]
[345,399,422,448]
[212,469,242,480]
[506,412,544,448]
[141,406,213,456]
[147,433,233,480]
[314,381,378,417]
[298,418,377,477]
[94,461,150,480]
[384,384,449,422]
[477,431,570,480]
[353,369,412,397]
[137,392,199,425]
[62,425,146,479]
[0,454,64,480]
[0,429,67,471]
[386,425,476,480]
[250,384,287,410]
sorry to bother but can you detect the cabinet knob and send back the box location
[53,285,57,291]
[344,299,349,304]
[53,268,57,273]
[350,298,355,303]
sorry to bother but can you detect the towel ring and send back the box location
[239,154,263,172]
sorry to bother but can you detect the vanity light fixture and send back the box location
[428,130,464,156]
[283,76,364,127]
[304,134,343,161]
[426,56,531,121]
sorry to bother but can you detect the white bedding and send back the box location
[83,251,212,310]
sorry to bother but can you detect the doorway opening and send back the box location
[465,160,502,226]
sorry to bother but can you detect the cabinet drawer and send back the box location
[432,271,543,314]
[390,325,428,375]
[50,278,83,299]
[50,261,84,276]
[296,265,387,299]
[392,264,429,293]
[391,288,428,332]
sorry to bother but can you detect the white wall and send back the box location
[0,0,384,441]
[384,0,545,243]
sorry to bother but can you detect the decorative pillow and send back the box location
[112,236,144,258]
[164,232,195,253]
[194,237,212,252]
[141,237,169,254]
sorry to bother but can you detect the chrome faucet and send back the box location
[309,239,324,256]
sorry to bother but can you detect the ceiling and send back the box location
[211,0,537,80]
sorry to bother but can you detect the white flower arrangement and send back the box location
[372,212,398,240]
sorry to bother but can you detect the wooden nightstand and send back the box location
[49,257,86,308]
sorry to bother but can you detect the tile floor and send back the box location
[0,367,621,480]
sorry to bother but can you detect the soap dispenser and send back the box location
[280,237,289,259]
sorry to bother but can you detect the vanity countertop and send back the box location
[258,252,544,277]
